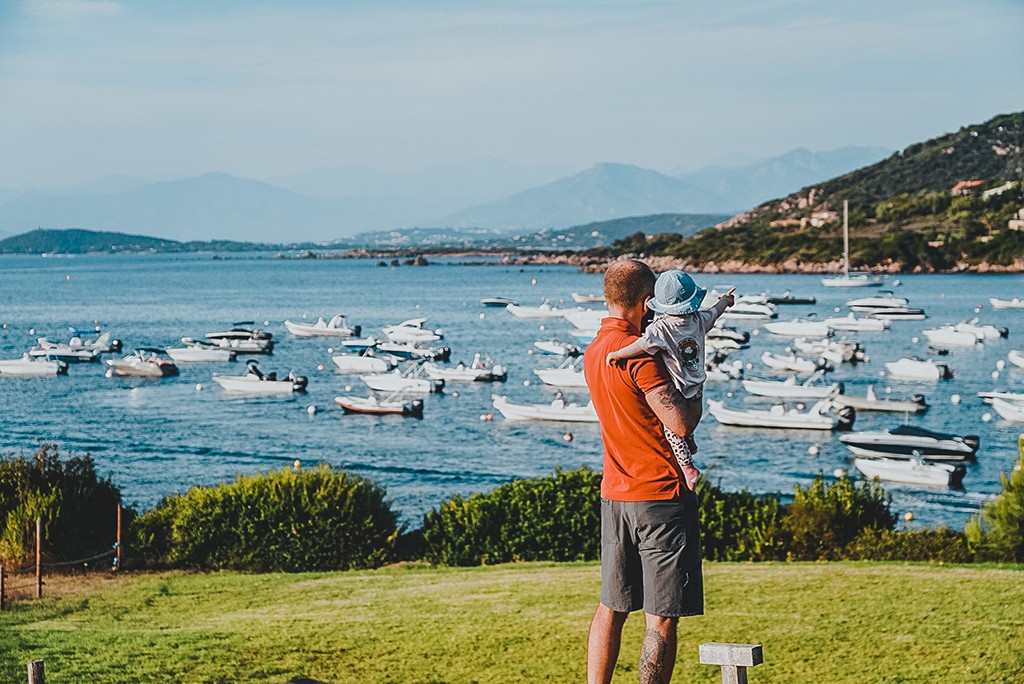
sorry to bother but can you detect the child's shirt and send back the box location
[635,307,725,398]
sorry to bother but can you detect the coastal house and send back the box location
[808,210,839,227]
[982,181,1015,199]
[951,180,984,195]
[1008,207,1024,232]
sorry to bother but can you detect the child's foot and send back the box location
[685,435,698,454]
[681,463,701,491]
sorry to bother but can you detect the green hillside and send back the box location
[0,228,268,254]
[595,112,1024,271]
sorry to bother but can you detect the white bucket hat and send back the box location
[647,270,706,315]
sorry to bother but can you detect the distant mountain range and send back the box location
[0,146,889,242]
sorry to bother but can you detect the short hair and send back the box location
[603,260,656,309]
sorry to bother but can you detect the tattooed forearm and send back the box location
[656,385,685,408]
[639,629,668,684]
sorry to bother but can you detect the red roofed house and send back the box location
[951,180,984,195]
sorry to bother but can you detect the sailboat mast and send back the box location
[843,200,850,276]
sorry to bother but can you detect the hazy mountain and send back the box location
[432,163,736,230]
[677,146,892,209]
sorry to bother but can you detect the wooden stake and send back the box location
[35,518,42,600]
[27,659,45,684]
[1,564,5,611]
[115,504,122,572]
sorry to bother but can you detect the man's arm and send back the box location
[645,383,701,491]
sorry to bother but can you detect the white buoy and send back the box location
[808,445,820,456]
[992,371,1000,380]
[451,391,459,398]
[195,383,203,391]
[879,371,886,377]
[745,362,753,370]
[751,329,760,336]
[833,468,847,478]
[480,414,488,421]
[996,360,1006,371]
[317,364,325,371]
[523,380,531,387]
[306,405,316,415]
[479,313,485,319]
[539,325,545,331]
[327,347,334,354]
[885,387,892,394]
[29,328,35,335]
[344,385,352,392]
[951,394,961,405]
[982,412,993,422]
[796,402,806,411]
[726,391,734,398]
[904,511,914,522]
[527,349,534,355]
[911,337,919,344]
[563,432,573,442]
[833,307,840,313]
[264,320,270,326]
[302,313,308,319]
[415,304,421,310]
[65,274,71,281]
[531,278,537,285]
[293,460,301,470]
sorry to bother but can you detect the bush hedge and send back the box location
[134,466,400,571]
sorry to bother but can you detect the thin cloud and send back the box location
[22,0,123,20]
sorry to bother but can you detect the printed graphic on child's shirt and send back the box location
[677,337,701,370]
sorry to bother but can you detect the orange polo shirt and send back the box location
[583,317,683,501]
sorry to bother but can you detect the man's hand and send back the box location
[680,463,701,492]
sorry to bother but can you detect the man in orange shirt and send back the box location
[583,260,703,684]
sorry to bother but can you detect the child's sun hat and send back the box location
[647,270,706,315]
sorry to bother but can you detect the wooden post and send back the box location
[115,503,122,572]
[35,518,42,600]
[699,642,764,684]
[1,564,5,611]
[27,659,45,684]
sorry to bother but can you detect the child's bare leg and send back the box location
[681,392,704,454]
[664,426,700,489]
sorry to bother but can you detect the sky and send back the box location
[0,0,1021,189]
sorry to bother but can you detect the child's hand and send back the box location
[722,287,736,308]
[605,352,619,367]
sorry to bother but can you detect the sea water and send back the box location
[1,252,1022,530]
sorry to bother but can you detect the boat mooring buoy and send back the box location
[563,432,573,442]
[531,278,537,285]
[479,313,485,319]
[904,511,914,522]
[306,405,317,415]
[951,394,961,405]
[808,445,820,456]
[996,360,1006,371]
[293,460,301,470]
[523,380,531,386]
[982,412,993,422]
[317,364,325,371]
[539,324,545,331]
[833,468,847,478]
[451,391,459,398]
[195,383,203,391]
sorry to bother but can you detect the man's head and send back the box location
[603,260,656,314]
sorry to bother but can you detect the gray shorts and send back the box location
[600,495,704,617]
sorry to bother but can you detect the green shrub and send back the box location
[966,458,1024,562]
[0,444,124,567]
[421,467,602,566]
[841,528,970,562]
[781,474,896,560]
[697,479,783,561]
[133,466,400,571]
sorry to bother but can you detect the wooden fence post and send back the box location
[35,518,42,600]
[115,503,122,572]
[1,564,5,611]
[699,642,764,684]
[27,659,45,684]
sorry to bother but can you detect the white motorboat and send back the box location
[61,330,123,354]
[28,339,100,363]
[334,394,423,417]
[480,297,518,307]
[382,318,443,344]
[885,358,953,381]
[533,339,582,356]
[742,372,842,399]
[533,357,588,389]
[822,273,884,288]
[824,313,889,332]
[206,324,273,341]
[978,390,1024,404]
[340,336,381,351]
[506,301,566,320]
[846,293,909,310]
[706,337,745,351]
[764,319,832,338]
[953,319,1007,340]
[376,341,451,362]
[361,364,444,394]
[719,303,777,321]
[991,398,1024,422]
[707,398,853,431]
[708,326,750,344]
[760,351,827,375]
[923,326,979,347]
[331,353,394,374]
[562,308,608,330]
[213,362,308,394]
[867,307,927,321]
[571,292,605,304]
[989,297,1024,310]
[200,326,275,354]
[1007,350,1024,369]
[106,348,179,378]
[284,314,361,338]
[766,292,816,305]
[491,394,598,422]
[854,457,965,487]
[706,354,744,382]
[792,337,868,365]
[423,356,507,382]
[832,386,928,414]
[839,426,978,461]
[167,339,236,363]
[0,355,69,377]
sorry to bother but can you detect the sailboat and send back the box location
[821,200,883,288]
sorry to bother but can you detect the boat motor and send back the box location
[288,371,308,392]
[409,399,425,418]
[431,346,451,363]
[431,378,445,393]
[999,327,1009,338]
[836,382,846,395]
[911,394,928,409]
[352,325,362,337]
[56,361,69,376]
[109,338,123,353]
[963,435,981,454]
[937,363,954,380]
[835,406,856,431]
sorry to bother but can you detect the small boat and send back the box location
[885,357,953,381]
[719,303,777,321]
[361,364,444,394]
[767,292,816,305]
[59,330,123,354]
[854,457,965,487]
[923,326,979,347]
[533,357,588,389]
[166,339,236,363]
[953,319,1007,340]
[506,300,566,320]
[331,353,395,374]
[763,319,832,338]
[480,297,518,307]
[978,390,1024,404]
[824,313,889,332]
[382,318,443,344]
[760,351,828,375]
[376,342,451,362]
[106,348,179,378]
[792,338,868,365]
[846,293,909,310]
[423,356,507,382]
[561,308,608,331]
[1007,350,1024,369]
[989,297,1024,310]
[206,324,273,341]
[863,307,927,321]
[213,361,308,394]
[284,314,361,338]
[571,292,606,304]
[832,386,928,414]
[341,336,381,351]
[200,326,274,354]
[492,394,598,422]
[28,339,100,363]
[533,339,582,357]
[839,426,979,461]
[0,355,69,377]
[742,371,842,399]
[706,337,746,351]
[991,398,1024,422]
[822,273,883,288]
[334,394,423,417]
[708,326,750,344]
[707,398,854,431]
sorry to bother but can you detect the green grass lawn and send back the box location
[1,562,1021,683]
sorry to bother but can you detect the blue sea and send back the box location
[1,252,1022,531]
